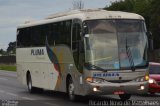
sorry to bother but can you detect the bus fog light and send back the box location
[93,87,98,92]
[93,86,100,92]
[140,85,145,90]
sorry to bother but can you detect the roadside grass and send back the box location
[0,64,16,71]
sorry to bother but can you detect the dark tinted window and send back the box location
[17,20,72,48]
[32,25,46,46]
[149,65,160,74]
[17,29,23,47]
[54,21,72,46]
[62,21,72,46]
[72,20,81,50]
[17,28,31,47]
[46,20,72,46]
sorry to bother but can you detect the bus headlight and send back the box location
[86,77,105,83]
[135,75,149,82]
[135,77,145,82]
[148,79,157,84]
[149,79,154,83]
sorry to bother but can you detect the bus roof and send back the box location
[17,9,144,29]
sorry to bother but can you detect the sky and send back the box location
[0,0,116,50]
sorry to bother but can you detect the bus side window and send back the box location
[17,29,24,47]
[72,19,84,72]
[46,24,55,46]
[72,23,81,50]
[31,26,45,47]
[17,28,31,47]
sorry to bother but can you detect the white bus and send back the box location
[16,9,149,101]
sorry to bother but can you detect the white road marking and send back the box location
[44,102,59,106]
[0,77,8,81]
[0,89,35,100]
[6,92,18,97]
[22,97,36,100]
[0,84,24,91]
[0,89,57,101]
[0,90,36,100]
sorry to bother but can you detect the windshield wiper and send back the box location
[85,63,107,72]
[125,38,135,72]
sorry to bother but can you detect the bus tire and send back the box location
[67,77,76,101]
[119,94,131,101]
[27,73,36,93]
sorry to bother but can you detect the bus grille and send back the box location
[107,80,131,83]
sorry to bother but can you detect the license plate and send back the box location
[114,91,125,95]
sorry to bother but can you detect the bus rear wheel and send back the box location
[27,73,36,93]
[119,94,131,101]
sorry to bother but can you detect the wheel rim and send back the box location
[28,80,31,90]
[68,81,74,100]
[28,76,32,91]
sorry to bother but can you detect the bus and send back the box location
[16,9,149,101]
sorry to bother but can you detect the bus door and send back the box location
[72,19,84,86]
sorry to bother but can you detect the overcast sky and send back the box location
[0,0,116,50]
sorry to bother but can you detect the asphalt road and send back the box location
[0,70,160,106]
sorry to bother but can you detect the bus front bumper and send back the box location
[85,81,148,95]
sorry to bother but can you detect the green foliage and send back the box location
[106,0,134,12]
[105,0,160,49]
[0,64,16,71]
[0,41,16,56]
[0,49,6,55]
[148,0,160,49]
[7,41,16,54]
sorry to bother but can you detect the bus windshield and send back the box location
[84,19,148,70]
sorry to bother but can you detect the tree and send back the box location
[72,0,84,9]
[0,49,6,56]
[105,0,134,12]
[148,0,160,49]
[105,0,160,49]
[7,41,16,55]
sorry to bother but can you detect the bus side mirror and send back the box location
[147,31,154,51]
[83,26,89,36]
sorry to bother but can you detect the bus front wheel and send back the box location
[67,77,76,101]
[119,94,131,101]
